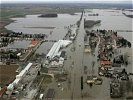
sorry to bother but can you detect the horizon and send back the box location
[1,0,132,4]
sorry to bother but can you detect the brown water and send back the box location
[84,9,132,43]
[5,9,133,54]
[6,14,80,34]
[4,9,133,99]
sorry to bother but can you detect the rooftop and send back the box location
[29,40,39,48]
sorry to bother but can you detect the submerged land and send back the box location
[0,2,133,100]
[0,3,132,33]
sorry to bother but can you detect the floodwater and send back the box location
[6,14,81,54]
[1,40,30,50]
[5,9,133,54]
[6,14,80,34]
[84,9,132,43]
[4,9,133,99]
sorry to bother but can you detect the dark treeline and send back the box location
[0,32,47,39]
[1,3,132,9]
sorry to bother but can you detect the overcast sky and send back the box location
[0,0,132,3]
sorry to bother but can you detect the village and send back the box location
[0,9,133,100]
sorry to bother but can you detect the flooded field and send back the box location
[6,14,80,34]
[6,9,133,43]
[5,9,133,55]
[1,7,133,100]
[3,40,30,49]
[84,9,132,43]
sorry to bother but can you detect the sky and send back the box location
[0,0,132,3]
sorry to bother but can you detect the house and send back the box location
[101,60,111,65]
[29,40,39,48]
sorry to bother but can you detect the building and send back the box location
[6,63,32,98]
[101,60,111,66]
[29,40,39,48]
[46,40,72,60]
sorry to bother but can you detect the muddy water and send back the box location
[5,9,132,54]
[6,14,80,34]
[6,14,81,54]
[84,9,132,43]
[4,9,133,99]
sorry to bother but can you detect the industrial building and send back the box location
[46,40,72,60]
[6,63,33,98]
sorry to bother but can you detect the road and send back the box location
[46,11,133,100]
[51,12,85,100]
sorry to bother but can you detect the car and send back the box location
[86,76,96,84]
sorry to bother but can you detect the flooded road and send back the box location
[4,9,133,99]
[52,12,132,99]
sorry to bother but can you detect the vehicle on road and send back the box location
[86,75,103,86]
